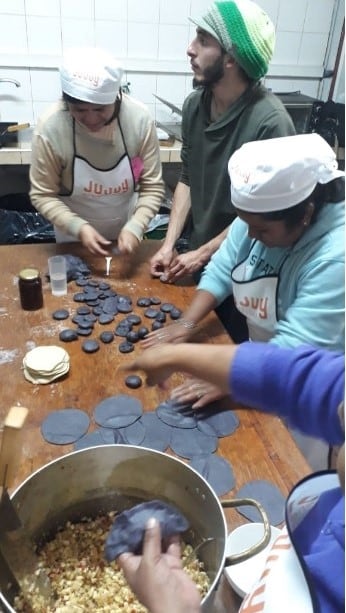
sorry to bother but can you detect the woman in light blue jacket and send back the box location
[142,133,345,408]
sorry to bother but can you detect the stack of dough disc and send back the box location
[23,345,70,384]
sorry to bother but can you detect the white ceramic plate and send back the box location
[224,522,281,598]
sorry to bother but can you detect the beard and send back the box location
[192,54,225,88]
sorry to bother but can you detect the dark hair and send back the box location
[260,177,344,230]
[61,90,122,123]
[62,92,87,105]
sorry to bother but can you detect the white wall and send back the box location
[0,0,343,127]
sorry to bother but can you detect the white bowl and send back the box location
[224,522,281,598]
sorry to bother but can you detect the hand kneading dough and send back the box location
[23,345,70,384]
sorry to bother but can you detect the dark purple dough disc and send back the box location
[197,404,240,437]
[82,339,100,352]
[122,419,146,445]
[190,454,235,496]
[235,480,286,526]
[94,394,142,428]
[105,500,189,561]
[156,399,197,429]
[41,408,90,445]
[170,428,218,460]
[73,427,117,450]
[52,309,69,320]
[138,412,172,452]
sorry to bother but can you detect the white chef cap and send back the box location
[60,47,123,104]
[229,133,344,212]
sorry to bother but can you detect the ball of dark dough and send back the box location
[125,375,142,389]
[59,329,78,342]
[73,292,86,302]
[152,320,163,331]
[115,324,132,337]
[127,314,142,325]
[117,304,133,314]
[76,306,91,315]
[52,309,70,320]
[82,340,100,353]
[137,297,151,307]
[144,307,159,319]
[160,303,174,313]
[170,308,182,320]
[78,319,94,330]
[75,278,89,287]
[98,313,114,325]
[150,296,161,305]
[126,330,140,343]
[119,341,134,354]
[76,327,93,336]
[99,331,114,344]
[137,326,149,339]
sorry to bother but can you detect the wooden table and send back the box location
[0,241,310,612]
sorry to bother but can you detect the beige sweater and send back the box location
[30,96,165,240]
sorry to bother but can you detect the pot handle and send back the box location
[221,497,271,566]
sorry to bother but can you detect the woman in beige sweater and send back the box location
[30,47,165,256]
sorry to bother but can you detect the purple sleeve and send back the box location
[230,342,344,445]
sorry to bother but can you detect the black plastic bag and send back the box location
[0,210,55,244]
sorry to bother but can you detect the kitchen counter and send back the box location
[0,139,182,165]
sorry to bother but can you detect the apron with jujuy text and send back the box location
[56,120,136,242]
[231,246,289,342]
[239,472,342,613]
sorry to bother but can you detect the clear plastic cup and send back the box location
[48,255,67,296]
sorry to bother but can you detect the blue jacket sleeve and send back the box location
[230,342,344,445]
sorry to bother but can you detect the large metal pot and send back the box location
[0,445,269,612]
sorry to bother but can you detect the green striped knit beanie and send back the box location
[189,0,275,80]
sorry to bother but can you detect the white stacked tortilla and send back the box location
[23,345,70,384]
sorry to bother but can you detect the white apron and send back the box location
[239,472,340,613]
[55,120,136,242]
[231,245,289,342]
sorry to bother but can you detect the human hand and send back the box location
[170,378,226,409]
[117,229,140,255]
[118,518,201,613]
[150,245,176,278]
[79,224,111,256]
[162,249,207,283]
[140,321,192,350]
[122,343,177,386]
